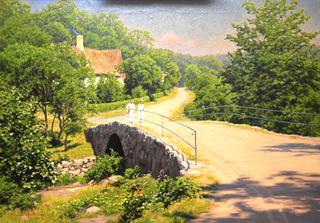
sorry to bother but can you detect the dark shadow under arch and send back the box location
[106,133,125,171]
[106,134,125,157]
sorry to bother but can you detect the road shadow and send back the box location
[196,171,320,223]
[262,143,320,156]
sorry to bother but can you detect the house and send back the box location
[73,35,125,84]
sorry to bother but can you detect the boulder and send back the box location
[85,206,101,214]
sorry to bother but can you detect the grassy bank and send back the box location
[0,175,211,223]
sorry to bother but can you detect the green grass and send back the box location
[134,198,210,223]
[49,132,93,160]
[0,184,105,223]
[0,175,210,223]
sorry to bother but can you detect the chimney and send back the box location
[76,35,84,51]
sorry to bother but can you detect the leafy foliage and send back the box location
[124,166,143,180]
[176,54,224,86]
[9,191,41,211]
[0,167,41,211]
[59,173,202,222]
[84,151,123,183]
[122,55,163,95]
[120,194,149,223]
[88,96,150,113]
[156,177,201,208]
[0,43,96,146]
[184,64,237,121]
[147,49,182,91]
[0,176,19,205]
[222,0,320,135]
[97,74,125,103]
[54,173,85,186]
[0,86,57,191]
[132,86,148,98]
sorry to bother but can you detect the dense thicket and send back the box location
[97,74,126,103]
[0,85,56,191]
[175,54,224,85]
[184,63,237,121]
[221,0,320,136]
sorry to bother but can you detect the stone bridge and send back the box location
[85,122,189,177]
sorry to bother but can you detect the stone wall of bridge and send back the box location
[85,122,189,177]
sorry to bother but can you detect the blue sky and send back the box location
[24,0,320,55]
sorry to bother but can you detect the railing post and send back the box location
[194,130,197,165]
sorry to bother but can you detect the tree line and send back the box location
[0,0,182,201]
[183,0,320,136]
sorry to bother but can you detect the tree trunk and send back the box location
[64,134,69,151]
[51,115,56,132]
[58,115,64,140]
[41,105,49,134]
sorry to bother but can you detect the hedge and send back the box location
[88,96,150,113]
[88,90,172,114]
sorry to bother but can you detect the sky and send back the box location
[24,0,320,55]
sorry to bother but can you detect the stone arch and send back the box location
[85,122,189,177]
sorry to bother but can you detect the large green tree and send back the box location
[223,0,320,135]
[0,0,31,26]
[122,55,163,95]
[147,49,181,91]
[184,65,237,121]
[0,12,51,50]
[0,44,95,142]
[122,29,154,59]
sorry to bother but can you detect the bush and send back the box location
[97,74,125,103]
[132,86,147,98]
[0,87,57,191]
[9,192,41,211]
[54,172,85,186]
[55,173,77,186]
[0,176,19,205]
[88,96,150,113]
[124,166,143,180]
[0,176,41,210]
[53,154,70,166]
[149,92,165,101]
[156,177,201,208]
[120,194,149,223]
[62,199,90,219]
[84,151,123,183]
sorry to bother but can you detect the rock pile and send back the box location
[56,156,96,176]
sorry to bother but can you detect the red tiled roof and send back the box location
[73,47,123,75]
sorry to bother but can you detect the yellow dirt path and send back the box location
[91,88,320,223]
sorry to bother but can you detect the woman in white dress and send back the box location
[137,100,144,125]
[126,100,136,124]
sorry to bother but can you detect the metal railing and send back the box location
[183,105,320,136]
[91,107,198,165]
[142,110,198,165]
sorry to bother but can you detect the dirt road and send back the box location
[91,88,320,223]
